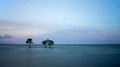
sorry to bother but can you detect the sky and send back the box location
[0,0,120,44]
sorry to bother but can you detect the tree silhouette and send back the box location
[26,38,33,48]
[48,40,54,48]
[41,40,47,48]
[41,39,54,48]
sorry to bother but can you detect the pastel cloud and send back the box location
[47,27,120,44]
[0,20,120,44]
[0,27,120,44]
[0,20,60,36]
[0,33,13,39]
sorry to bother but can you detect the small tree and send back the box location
[41,40,47,48]
[26,38,33,48]
[42,39,54,48]
[48,40,54,48]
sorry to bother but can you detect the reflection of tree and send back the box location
[26,38,33,48]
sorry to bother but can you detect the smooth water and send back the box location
[0,44,120,67]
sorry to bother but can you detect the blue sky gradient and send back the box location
[0,0,120,44]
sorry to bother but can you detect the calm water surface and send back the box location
[0,44,120,67]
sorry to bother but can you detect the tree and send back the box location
[47,40,54,48]
[41,39,55,48]
[41,40,47,48]
[26,38,33,48]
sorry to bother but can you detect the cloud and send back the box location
[0,34,13,39]
[0,20,33,30]
[0,22,120,44]
[44,27,120,44]
[0,20,62,36]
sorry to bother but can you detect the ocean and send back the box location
[0,44,120,67]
